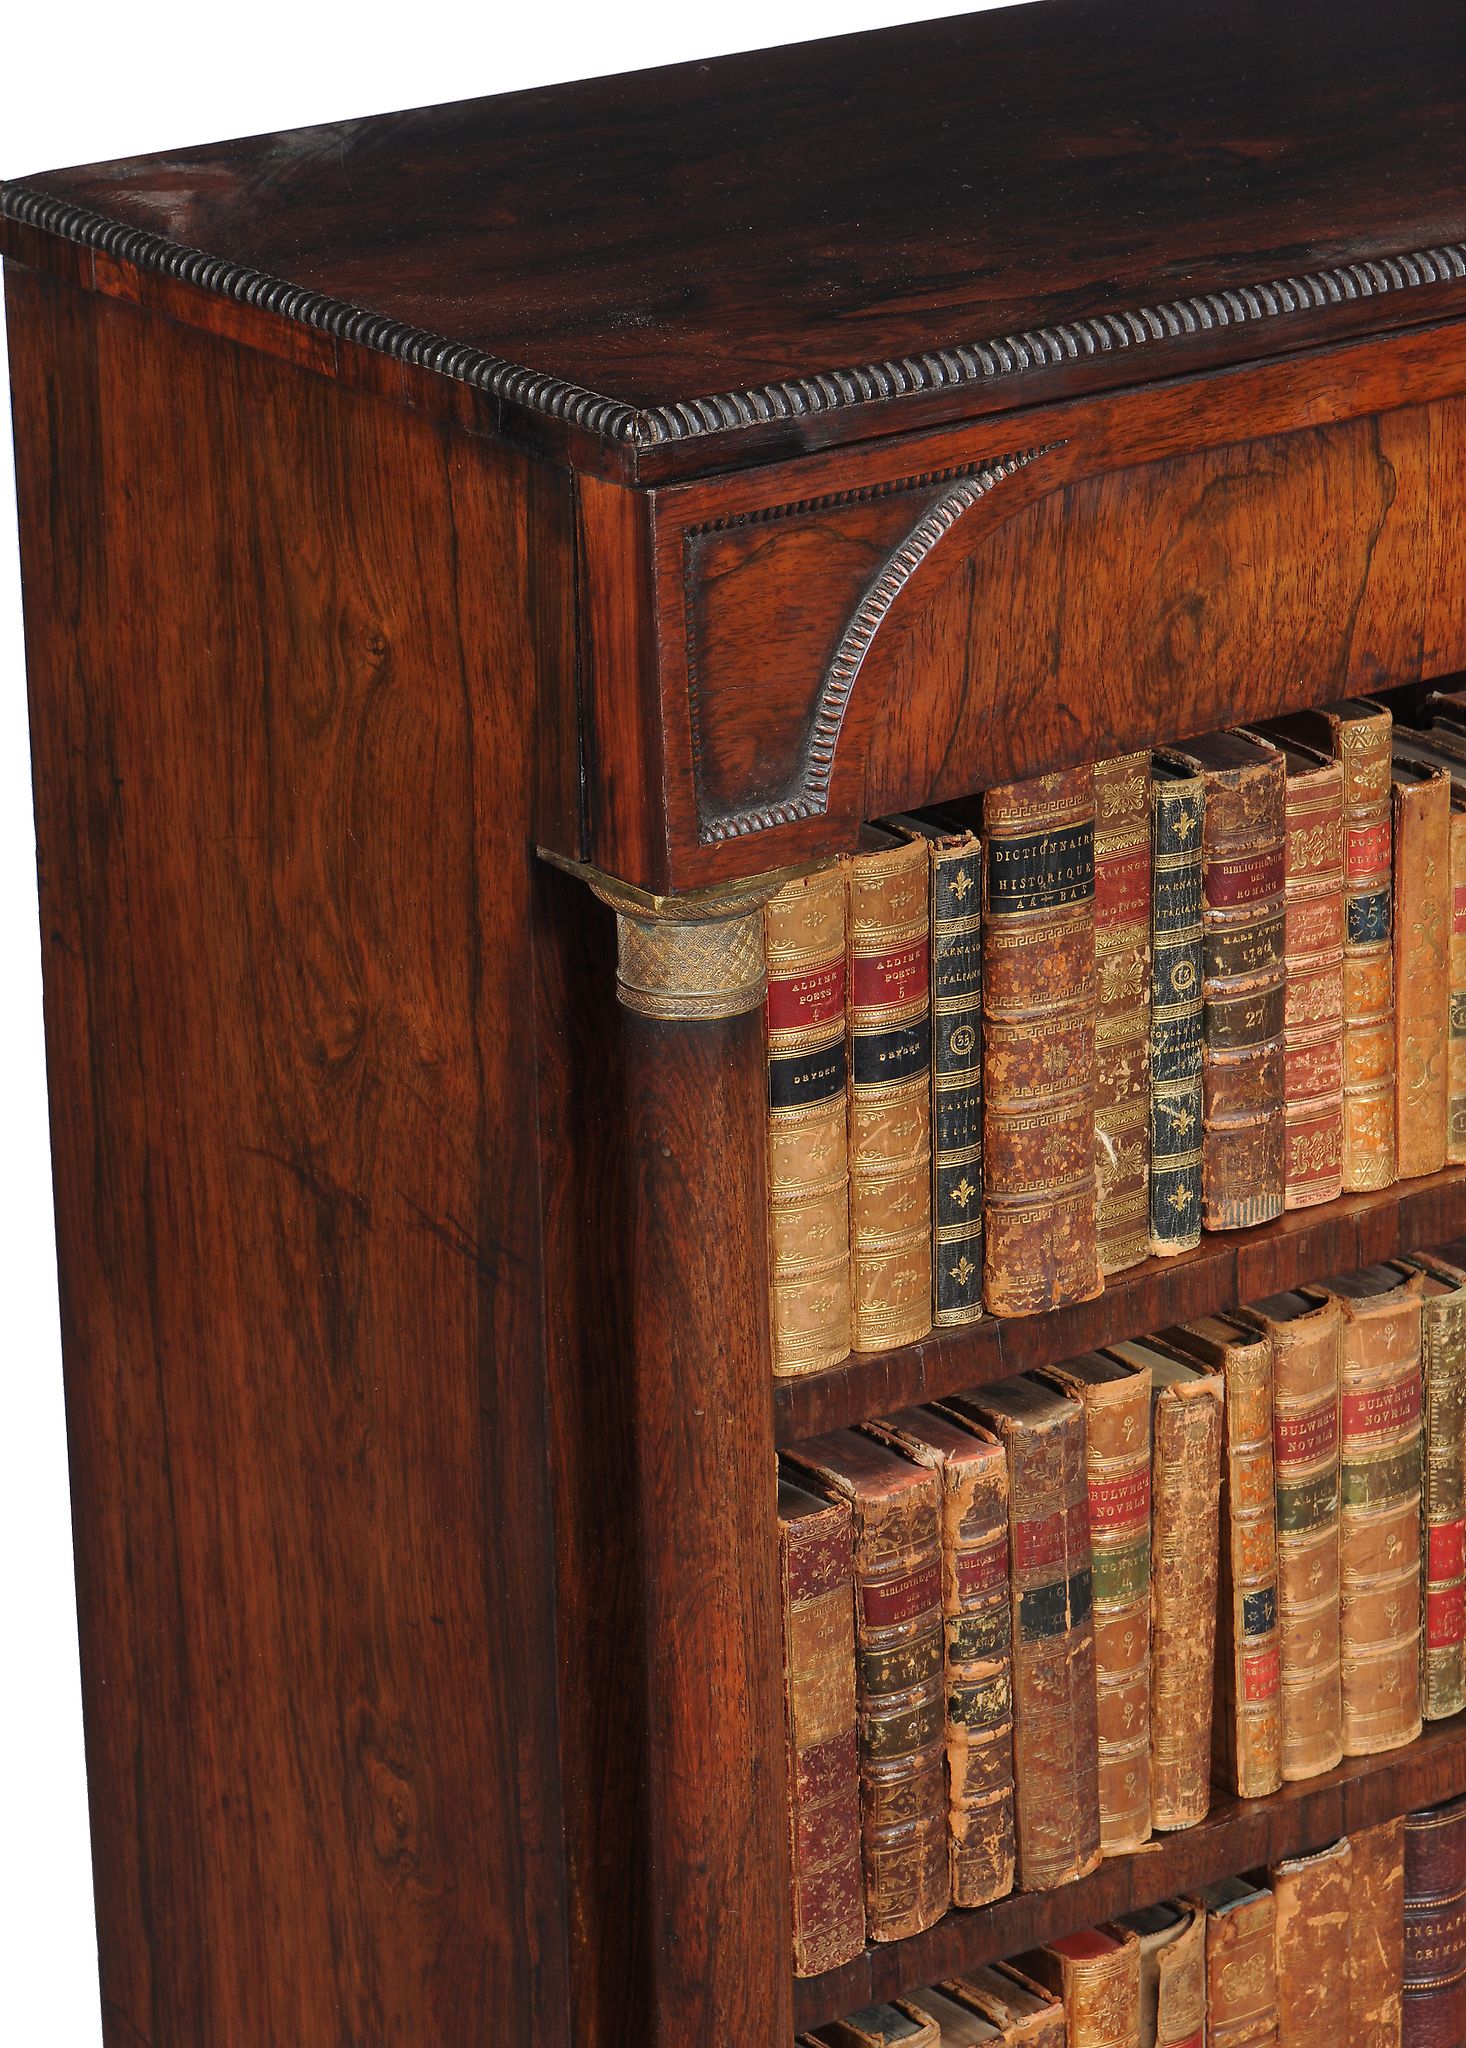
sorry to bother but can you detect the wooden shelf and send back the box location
[774,1166,1466,1447]
[793,1710,1466,2029]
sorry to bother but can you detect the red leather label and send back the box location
[1204,845,1284,907]
[1242,1643,1282,1700]
[1343,1377,1422,1439]
[1429,1583,1466,1649]
[1095,845,1150,926]
[767,959,845,1030]
[851,940,928,1010]
[1088,1467,1151,1532]
[955,1542,1009,1600]
[1430,1520,1466,1582]
[862,1560,940,1627]
[1347,820,1391,880]
[1013,1500,1089,1571]
[1275,1403,1338,1467]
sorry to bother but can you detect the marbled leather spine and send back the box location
[1093,751,1152,1274]
[1149,762,1205,1254]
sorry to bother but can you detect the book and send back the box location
[1402,1245,1466,1719]
[1234,1290,1344,1779]
[812,2002,941,2048]
[1148,758,1205,1255]
[777,1473,866,1975]
[1270,1836,1352,2048]
[1040,1352,1152,1853]
[1386,727,1466,1165]
[1391,751,1451,1179]
[1016,1925,1142,2048]
[1348,1815,1405,2047]
[1305,1267,1423,1757]
[888,812,985,1326]
[1118,1901,1205,2048]
[1270,703,1396,1189]
[1159,1314,1283,1799]
[1404,1790,1466,2044]
[1093,750,1153,1274]
[915,1988,1004,2044]
[1108,1339,1223,1830]
[981,767,1102,1316]
[766,866,854,1376]
[863,1407,1015,1907]
[845,829,933,1351]
[1158,732,1286,1230]
[944,1376,1101,1891]
[784,1429,949,1940]
[1200,1876,1278,2048]
[942,1965,1067,2046]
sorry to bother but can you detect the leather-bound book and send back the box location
[1402,1246,1466,1718]
[777,1473,865,1975]
[887,812,985,1326]
[1094,750,1153,1274]
[1041,1351,1152,1853]
[943,1964,1067,2046]
[766,866,853,1376]
[915,1987,1005,2044]
[1404,1789,1466,2046]
[845,829,933,1351]
[812,1999,941,2048]
[1200,1876,1279,2048]
[1159,732,1286,1229]
[1305,1267,1423,1756]
[1349,1816,1405,2047]
[1391,752,1451,1179]
[1271,1836,1352,2048]
[1118,1901,1205,2048]
[1016,1925,1142,2048]
[1387,729,1466,1164]
[1235,1291,1343,1779]
[1160,1314,1282,1799]
[981,767,1101,1316]
[1108,1339,1223,1829]
[863,1407,1014,1907]
[1149,758,1205,1255]
[945,1376,1101,1890]
[785,1429,949,1939]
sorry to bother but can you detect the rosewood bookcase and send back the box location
[6,1,1466,2041]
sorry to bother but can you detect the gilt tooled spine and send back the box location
[1154,1907,1206,2048]
[766,868,853,1376]
[982,769,1101,1317]
[1148,1374,1224,1829]
[1335,706,1397,1188]
[778,1482,866,1976]
[1349,1816,1406,2048]
[1394,761,1451,1180]
[846,838,933,1350]
[1409,1258,1466,1719]
[1218,1336,1284,1799]
[1020,1929,1142,2048]
[928,831,985,1324]
[1447,809,1466,1165]
[1271,1837,1352,2048]
[1205,1888,1278,2048]
[1094,752,1152,1275]
[1280,757,1346,1207]
[1149,766,1205,1253]
[1405,1790,1466,2047]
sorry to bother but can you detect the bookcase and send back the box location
[7,0,1466,2041]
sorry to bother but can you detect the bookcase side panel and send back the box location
[4,263,572,2048]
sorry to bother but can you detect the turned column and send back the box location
[583,867,794,2046]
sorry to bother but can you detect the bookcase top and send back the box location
[5,0,1466,480]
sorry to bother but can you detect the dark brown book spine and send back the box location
[1405,1791,1466,2047]
[982,769,1101,1316]
[1093,751,1152,1275]
[1349,1816,1405,2047]
[1408,1253,1466,1719]
[1393,759,1451,1180]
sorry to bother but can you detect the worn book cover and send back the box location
[1404,1789,1466,2045]
[1271,1836,1351,2048]
[1093,751,1153,1274]
[845,829,933,1351]
[981,768,1101,1316]
[1149,759,1205,1253]
[916,1987,1007,2044]
[1388,726,1466,1164]
[941,1963,1067,2045]
[1016,1925,1142,2048]
[944,1377,1101,1891]
[1391,752,1451,1179]
[1040,1351,1152,1853]
[1200,1876,1278,2048]
[1349,1815,1405,2048]
[785,1429,949,1940]
[777,1473,865,1975]
[1118,1901,1205,2048]
[863,1407,1015,1907]
[1403,1244,1466,1718]
[1235,1290,1343,1779]
[766,866,854,1376]
[813,2000,941,2047]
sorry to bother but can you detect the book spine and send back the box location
[779,1495,866,1975]
[928,833,985,1325]
[1028,1931,1141,2047]
[982,768,1101,1316]
[1197,752,1286,1229]
[1266,1302,1344,1778]
[1271,1837,1352,2048]
[1072,1375,1152,1853]
[851,1473,950,1939]
[846,839,933,1350]
[1205,1890,1278,2048]
[1280,760,1346,1207]
[1217,1339,1284,1798]
[1348,1816,1405,2047]
[766,868,853,1376]
[1335,1285,1423,1756]
[1335,708,1397,1188]
[1450,810,1466,1164]
[1420,1279,1466,1719]
[1003,1406,1102,1890]
[1404,1791,1466,2044]
[1149,1375,1224,1829]
[1093,751,1153,1275]
[941,1441,1016,1908]
[1155,1908,1206,2048]
[1394,765,1451,1179]
[1149,769,1205,1254]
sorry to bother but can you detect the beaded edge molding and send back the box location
[6,185,1466,450]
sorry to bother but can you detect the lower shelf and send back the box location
[792,1708,1466,2031]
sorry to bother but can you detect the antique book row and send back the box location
[778,1244,1466,1976]
[800,1791,1466,2048]
[767,690,1466,1378]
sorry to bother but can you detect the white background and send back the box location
[0,0,1033,2037]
